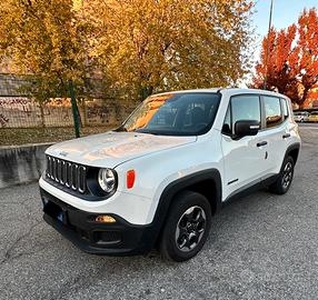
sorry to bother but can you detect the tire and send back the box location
[269,156,294,195]
[160,191,212,262]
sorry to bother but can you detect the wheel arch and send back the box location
[150,169,222,247]
[285,143,300,165]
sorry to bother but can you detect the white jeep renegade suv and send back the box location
[39,88,301,261]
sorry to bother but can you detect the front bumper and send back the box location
[40,188,156,255]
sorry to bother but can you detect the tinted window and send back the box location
[264,96,282,128]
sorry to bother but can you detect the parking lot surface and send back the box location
[1,125,318,300]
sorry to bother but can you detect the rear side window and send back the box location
[264,96,282,128]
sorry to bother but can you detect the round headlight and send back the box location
[98,168,116,193]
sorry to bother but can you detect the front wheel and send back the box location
[269,156,294,194]
[160,191,211,262]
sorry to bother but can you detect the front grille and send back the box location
[46,155,87,194]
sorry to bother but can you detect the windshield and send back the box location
[116,92,221,136]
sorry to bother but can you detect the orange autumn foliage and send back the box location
[253,8,318,107]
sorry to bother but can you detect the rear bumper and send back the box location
[40,188,156,255]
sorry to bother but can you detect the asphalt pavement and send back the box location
[1,125,318,300]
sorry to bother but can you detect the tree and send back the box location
[252,8,318,107]
[84,0,254,101]
[296,8,318,105]
[252,26,299,98]
[0,0,93,103]
[0,0,254,103]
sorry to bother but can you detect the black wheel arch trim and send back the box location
[147,168,222,249]
[284,142,300,165]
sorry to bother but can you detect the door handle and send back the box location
[283,133,291,139]
[257,141,268,147]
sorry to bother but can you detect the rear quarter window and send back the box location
[280,98,289,120]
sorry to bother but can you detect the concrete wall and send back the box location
[0,143,52,189]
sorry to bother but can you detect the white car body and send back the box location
[39,88,301,259]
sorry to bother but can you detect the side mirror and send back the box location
[234,120,260,138]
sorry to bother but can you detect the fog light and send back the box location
[95,215,116,223]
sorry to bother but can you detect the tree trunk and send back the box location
[78,98,87,127]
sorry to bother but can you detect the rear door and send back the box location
[260,96,290,176]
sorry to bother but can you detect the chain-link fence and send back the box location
[0,97,74,128]
[0,73,135,129]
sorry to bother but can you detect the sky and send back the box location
[253,0,317,37]
[252,0,317,53]
[240,0,317,85]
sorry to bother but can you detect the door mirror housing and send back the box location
[234,120,260,138]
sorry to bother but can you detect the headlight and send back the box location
[98,168,116,193]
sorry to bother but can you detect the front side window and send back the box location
[222,95,261,136]
[264,96,282,128]
[231,95,261,125]
[117,93,221,136]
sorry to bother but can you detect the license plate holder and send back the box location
[43,197,68,226]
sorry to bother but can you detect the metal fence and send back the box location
[0,73,135,128]
[0,97,73,128]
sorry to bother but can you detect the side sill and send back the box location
[223,174,279,205]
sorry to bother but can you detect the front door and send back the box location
[221,94,269,199]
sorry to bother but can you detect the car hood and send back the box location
[46,131,197,168]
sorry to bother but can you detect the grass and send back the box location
[0,125,117,146]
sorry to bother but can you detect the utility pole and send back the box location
[263,0,274,90]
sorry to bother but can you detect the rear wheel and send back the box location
[269,156,294,194]
[160,191,211,262]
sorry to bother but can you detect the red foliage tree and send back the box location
[252,8,318,107]
[296,8,318,105]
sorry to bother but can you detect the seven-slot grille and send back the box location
[46,155,87,194]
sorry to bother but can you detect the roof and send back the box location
[151,88,288,99]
